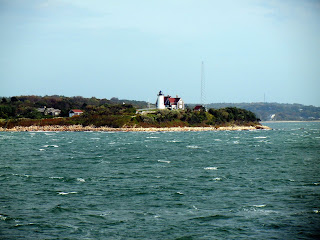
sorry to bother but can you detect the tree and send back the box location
[11,97,19,103]
[1,97,7,104]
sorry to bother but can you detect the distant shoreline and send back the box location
[261,120,320,123]
[0,125,271,132]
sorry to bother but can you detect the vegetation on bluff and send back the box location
[0,101,260,129]
[1,95,319,122]
[136,107,259,128]
[0,95,147,119]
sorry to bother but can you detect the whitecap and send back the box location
[39,149,45,151]
[90,138,100,140]
[253,205,266,208]
[176,192,184,195]
[42,145,59,148]
[204,167,218,170]
[233,141,239,144]
[146,137,159,139]
[254,136,267,139]
[58,191,78,195]
[45,133,55,136]
[213,177,221,181]
[313,182,320,185]
[167,140,181,143]
[0,215,7,221]
[313,210,319,214]
[187,145,201,149]
[49,176,63,179]
[158,160,171,164]
[99,211,112,217]
[77,178,85,182]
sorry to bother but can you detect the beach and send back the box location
[0,124,271,132]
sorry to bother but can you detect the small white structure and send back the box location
[270,114,276,121]
[156,91,166,109]
[69,109,83,117]
[156,91,184,110]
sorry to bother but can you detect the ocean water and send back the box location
[0,122,319,239]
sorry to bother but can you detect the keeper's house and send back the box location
[69,109,83,117]
[156,91,185,110]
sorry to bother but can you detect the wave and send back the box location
[187,145,201,149]
[253,204,266,208]
[0,214,9,221]
[77,178,86,182]
[204,167,218,170]
[191,214,231,221]
[58,191,78,195]
[50,205,74,213]
[158,160,171,163]
[49,176,64,179]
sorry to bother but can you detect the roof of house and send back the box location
[164,96,181,105]
[194,105,203,110]
[70,109,83,113]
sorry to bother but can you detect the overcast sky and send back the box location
[1,0,319,106]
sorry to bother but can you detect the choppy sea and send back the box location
[0,122,319,239]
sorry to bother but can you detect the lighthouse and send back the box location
[156,90,165,109]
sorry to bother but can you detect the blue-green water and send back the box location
[1,122,319,239]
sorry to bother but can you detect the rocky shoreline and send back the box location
[0,125,271,132]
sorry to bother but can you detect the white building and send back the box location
[69,109,83,117]
[156,91,185,110]
[156,91,165,109]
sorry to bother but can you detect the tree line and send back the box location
[204,102,320,121]
[137,107,259,127]
[0,95,147,119]
[0,95,261,128]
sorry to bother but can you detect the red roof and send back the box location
[194,105,203,110]
[71,109,83,113]
[164,96,180,105]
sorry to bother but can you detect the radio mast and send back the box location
[201,61,206,108]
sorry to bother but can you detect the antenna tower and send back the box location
[201,61,206,107]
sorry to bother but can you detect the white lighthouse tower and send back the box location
[156,90,165,109]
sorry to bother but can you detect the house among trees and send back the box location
[194,105,205,111]
[37,106,61,116]
[156,91,185,110]
[69,109,83,117]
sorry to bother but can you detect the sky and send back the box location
[0,0,319,106]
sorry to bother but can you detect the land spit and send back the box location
[0,125,271,132]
